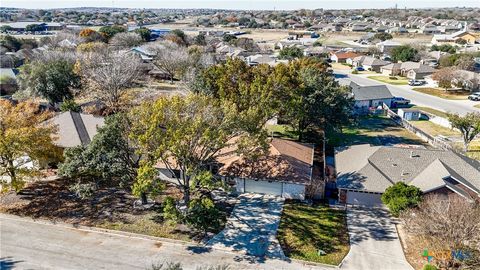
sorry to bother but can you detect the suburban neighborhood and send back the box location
[1,2,480,270]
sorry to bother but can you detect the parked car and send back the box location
[392,97,411,107]
[408,80,426,86]
[468,92,480,101]
[355,66,365,71]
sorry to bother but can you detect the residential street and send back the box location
[334,69,480,115]
[341,207,413,270]
[0,214,332,270]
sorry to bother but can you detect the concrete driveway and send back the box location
[207,193,285,259]
[341,207,413,270]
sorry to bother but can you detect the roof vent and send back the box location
[401,170,409,176]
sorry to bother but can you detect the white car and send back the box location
[468,92,480,101]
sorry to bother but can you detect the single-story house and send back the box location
[335,144,480,207]
[246,54,288,67]
[330,51,362,63]
[0,21,64,32]
[381,61,435,79]
[47,111,105,148]
[347,56,390,72]
[376,40,401,54]
[350,82,393,113]
[451,70,480,92]
[156,137,317,200]
[432,29,478,45]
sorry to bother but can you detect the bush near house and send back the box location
[381,182,422,217]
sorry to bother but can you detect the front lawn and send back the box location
[475,104,480,109]
[409,120,459,137]
[367,75,409,85]
[265,124,299,140]
[277,201,349,265]
[329,116,425,147]
[410,106,448,118]
[412,87,469,100]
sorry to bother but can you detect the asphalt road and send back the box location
[341,207,413,270]
[334,70,480,115]
[0,214,331,270]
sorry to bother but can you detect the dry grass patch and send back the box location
[367,75,409,85]
[412,88,469,100]
[409,120,459,137]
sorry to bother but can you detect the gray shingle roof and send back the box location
[336,144,480,195]
[350,82,394,101]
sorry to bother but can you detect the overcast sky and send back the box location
[2,0,480,10]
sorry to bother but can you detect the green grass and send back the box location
[329,116,424,147]
[367,75,409,85]
[266,124,299,140]
[277,202,349,265]
[410,106,448,118]
[412,87,469,100]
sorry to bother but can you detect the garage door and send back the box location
[244,180,282,196]
[346,191,383,207]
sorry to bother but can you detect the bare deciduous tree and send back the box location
[109,32,143,49]
[148,41,191,84]
[81,50,141,111]
[401,194,480,269]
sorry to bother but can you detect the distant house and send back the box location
[330,51,361,63]
[381,62,435,79]
[376,40,401,54]
[156,138,318,200]
[129,46,156,62]
[451,70,480,92]
[47,111,105,148]
[350,82,393,113]
[347,56,390,72]
[432,27,478,45]
[0,21,64,32]
[335,144,480,207]
[246,54,288,67]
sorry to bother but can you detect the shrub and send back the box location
[389,76,398,80]
[149,262,183,270]
[69,182,96,199]
[381,182,422,216]
[352,69,359,74]
[422,264,438,270]
[187,197,222,232]
[60,99,81,112]
[163,196,182,224]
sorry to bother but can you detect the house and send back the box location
[246,54,287,67]
[47,111,105,148]
[335,144,480,207]
[350,82,393,113]
[0,21,64,32]
[330,51,361,63]
[129,46,156,62]
[376,40,401,54]
[347,56,390,72]
[156,138,317,200]
[381,62,435,79]
[432,28,478,45]
[451,70,480,92]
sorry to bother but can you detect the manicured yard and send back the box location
[367,75,409,85]
[330,116,425,147]
[409,120,459,137]
[266,124,299,140]
[277,201,349,265]
[412,87,469,100]
[410,106,448,118]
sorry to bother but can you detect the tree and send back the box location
[149,41,191,84]
[59,99,81,112]
[222,34,237,43]
[447,112,480,152]
[109,32,143,49]
[431,68,455,91]
[98,25,126,40]
[81,50,141,111]
[134,27,151,42]
[0,35,22,52]
[193,33,206,46]
[373,32,393,41]
[381,182,423,217]
[0,25,13,33]
[164,29,188,46]
[0,100,61,192]
[59,114,141,189]
[391,45,418,62]
[280,59,354,140]
[79,28,104,43]
[76,42,107,53]
[278,46,304,60]
[130,94,265,205]
[17,58,81,105]
[430,44,456,54]
[25,24,45,32]
[401,195,480,269]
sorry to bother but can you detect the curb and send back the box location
[291,258,339,269]
[0,213,194,247]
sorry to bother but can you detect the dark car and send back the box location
[355,66,365,71]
